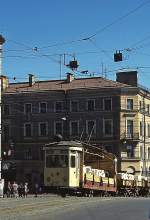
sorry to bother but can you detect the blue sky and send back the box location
[1,0,150,88]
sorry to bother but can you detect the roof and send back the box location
[45,140,83,147]
[4,76,130,94]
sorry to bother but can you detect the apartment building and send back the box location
[1,71,150,186]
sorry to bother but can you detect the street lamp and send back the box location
[114,157,118,175]
[0,34,5,197]
[61,117,68,140]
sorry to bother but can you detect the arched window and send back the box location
[126,166,135,174]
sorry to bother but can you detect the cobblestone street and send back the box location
[0,195,150,220]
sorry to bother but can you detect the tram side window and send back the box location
[71,155,75,168]
[46,155,68,168]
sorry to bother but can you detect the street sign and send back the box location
[2,162,9,170]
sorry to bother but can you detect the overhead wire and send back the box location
[81,0,150,40]
[3,0,150,86]
[6,1,150,58]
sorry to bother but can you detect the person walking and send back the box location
[34,183,39,197]
[12,182,18,198]
[6,181,11,198]
[24,182,29,198]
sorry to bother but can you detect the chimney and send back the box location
[116,70,138,87]
[0,75,9,91]
[29,74,35,87]
[66,73,74,83]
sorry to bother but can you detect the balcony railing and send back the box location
[120,132,140,141]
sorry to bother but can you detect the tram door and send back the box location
[69,151,80,187]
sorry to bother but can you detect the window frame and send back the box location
[70,100,79,112]
[126,98,133,110]
[86,120,96,135]
[103,119,113,137]
[126,145,134,158]
[87,99,95,111]
[55,101,64,113]
[39,102,47,113]
[70,120,79,136]
[4,104,11,115]
[38,122,48,136]
[148,147,150,160]
[126,119,133,138]
[3,123,11,141]
[24,103,32,114]
[54,121,63,135]
[24,123,33,137]
[148,124,150,138]
[103,98,112,111]
[70,155,76,168]
[24,148,32,160]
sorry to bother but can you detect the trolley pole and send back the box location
[0,34,5,180]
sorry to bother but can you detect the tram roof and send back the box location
[44,140,83,149]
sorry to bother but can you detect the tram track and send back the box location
[0,196,112,217]
[0,196,149,219]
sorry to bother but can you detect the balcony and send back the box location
[120,132,140,142]
[121,152,140,161]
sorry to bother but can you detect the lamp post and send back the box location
[114,157,118,175]
[0,34,5,180]
[114,157,118,189]
[0,34,5,197]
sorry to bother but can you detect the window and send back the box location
[39,102,47,113]
[86,120,96,135]
[3,124,10,142]
[148,124,150,138]
[87,100,95,111]
[4,105,10,115]
[54,121,63,135]
[140,121,143,136]
[139,101,142,111]
[71,155,75,168]
[104,119,113,136]
[104,98,112,111]
[39,122,48,136]
[127,99,133,110]
[24,148,32,160]
[46,155,68,168]
[147,104,150,114]
[24,103,32,114]
[126,120,133,138]
[55,101,63,113]
[71,101,78,112]
[70,121,79,136]
[24,123,32,137]
[126,145,134,158]
[148,148,150,160]
[140,145,144,160]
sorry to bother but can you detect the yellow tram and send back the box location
[43,140,117,196]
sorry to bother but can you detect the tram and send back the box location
[43,140,117,196]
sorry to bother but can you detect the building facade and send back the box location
[1,71,150,187]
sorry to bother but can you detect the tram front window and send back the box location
[46,155,68,168]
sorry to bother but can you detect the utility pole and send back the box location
[59,54,62,80]
[142,93,146,177]
[0,34,5,180]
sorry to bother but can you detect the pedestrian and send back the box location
[24,182,29,198]
[6,181,11,198]
[34,183,39,197]
[12,182,18,198]
[18,183,24,198]
[39,185,42,194]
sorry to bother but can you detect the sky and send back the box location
[0,0,150,88]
